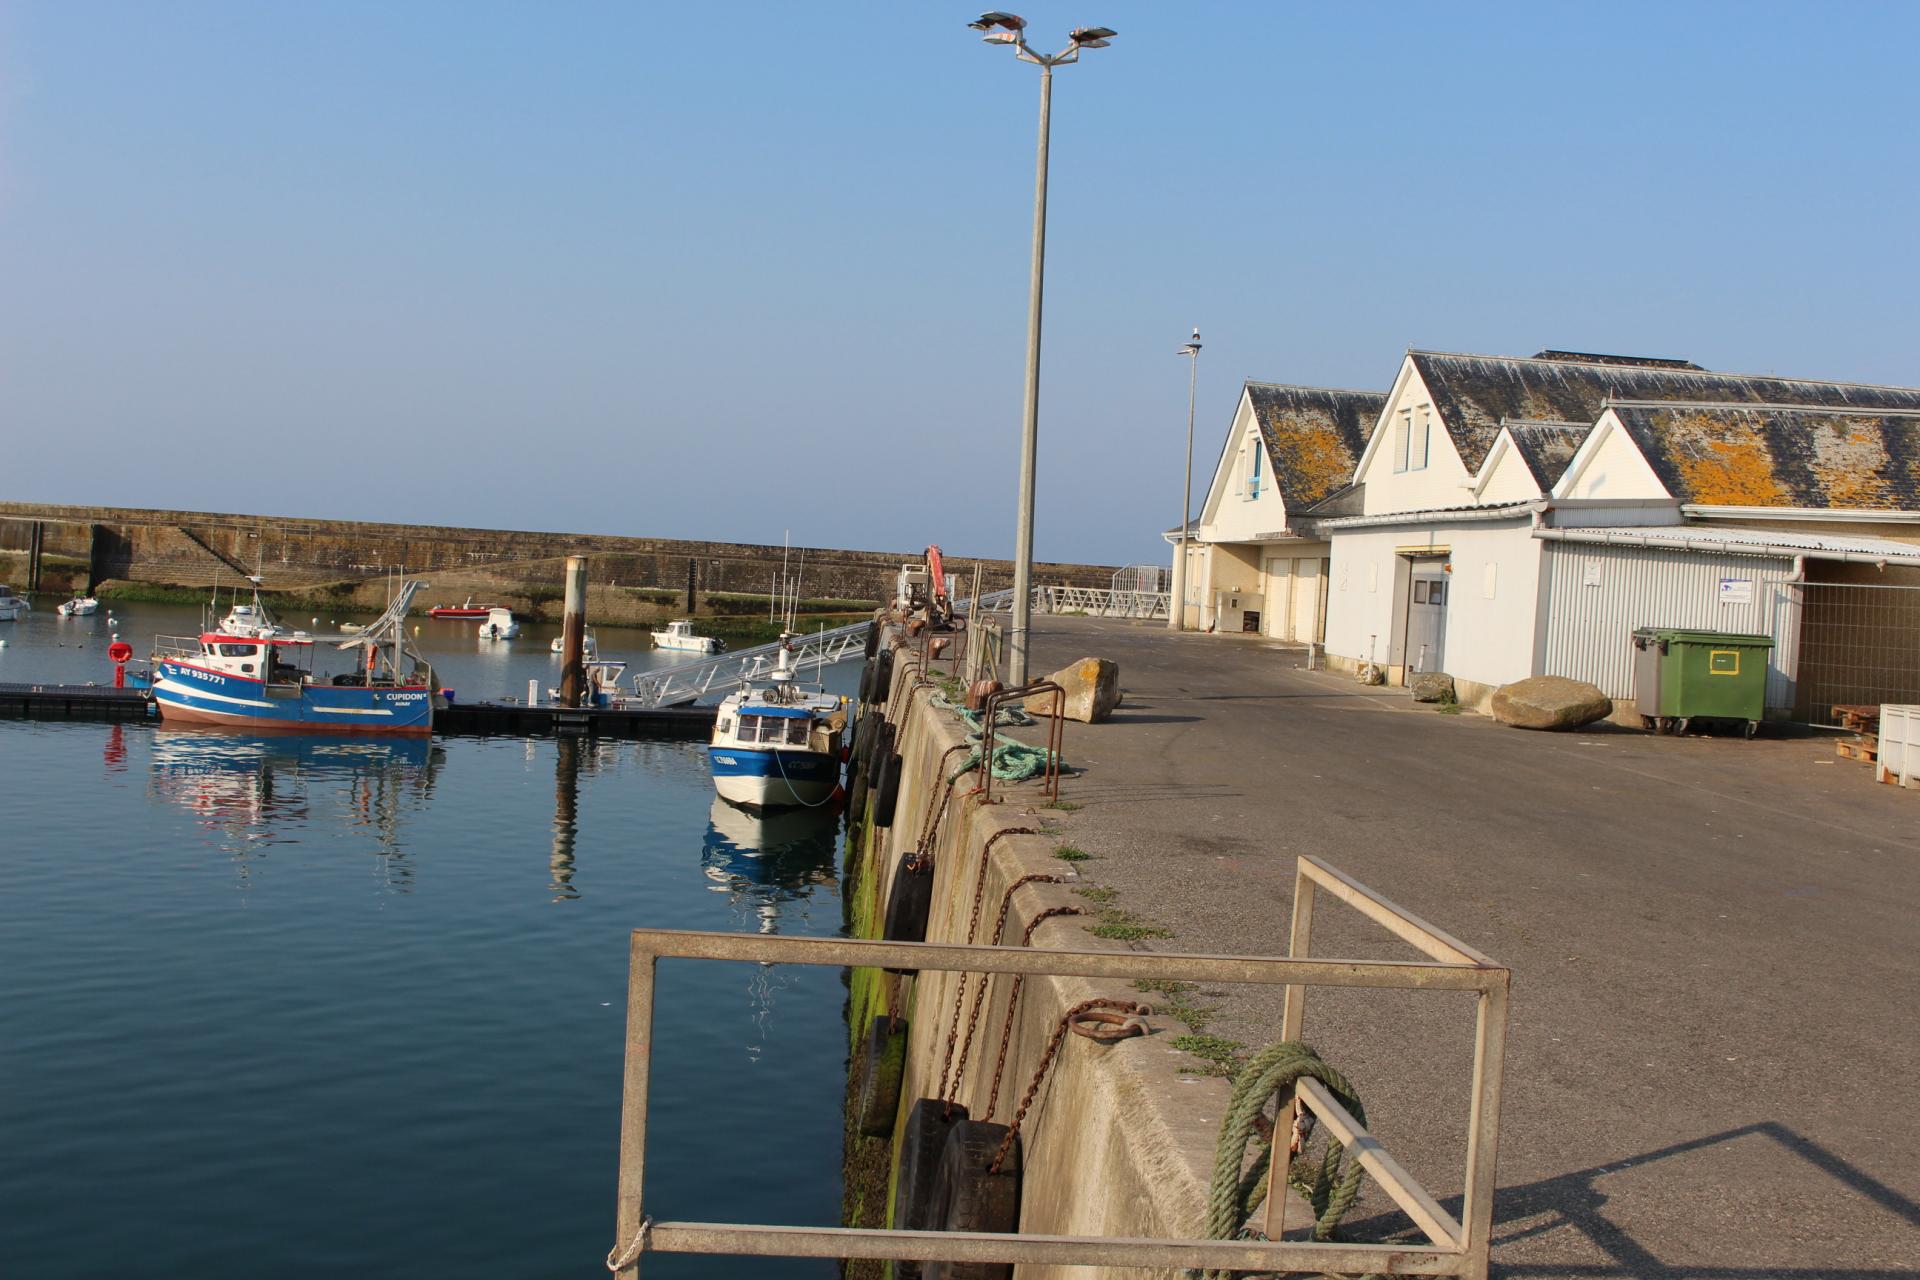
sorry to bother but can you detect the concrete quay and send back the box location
[1013,614,1920,1278]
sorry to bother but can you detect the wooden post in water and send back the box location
[560,555,588,708]
[684,557,697,615]
[27,522,44,593]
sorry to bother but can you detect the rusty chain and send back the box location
[937,827,1040,1105]
[987,996,1153,1174]
[949,874,1062,1112]
[983,904,1085,1120]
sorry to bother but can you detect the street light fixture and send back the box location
[1170,327,1201,631]
[967,10,1116,685]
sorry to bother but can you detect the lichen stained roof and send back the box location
[1501,419,1593,489]
[1245,383,1386,509]
[1608,403,1920,511]
[1409,350,1920,474]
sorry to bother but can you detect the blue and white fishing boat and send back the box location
[707,636,847,810]
[149,580,439,735]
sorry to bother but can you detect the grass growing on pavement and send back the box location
[1169,1033,1245,1077]
[1073,885,1118,904]
[1089,908,1173,942]
[1044,799,1083,812]
[1133,978,1219,1034]
[1052,845,1090,862]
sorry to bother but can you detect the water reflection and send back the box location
[701,797,838,933]
[146,728,442,884]
[702,797,841,1063]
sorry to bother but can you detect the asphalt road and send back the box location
[1023,614,1919,1279]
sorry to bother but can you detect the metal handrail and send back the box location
[608,856,1509,1278]
[1030,584,1170,619]
[626,590,1016,709]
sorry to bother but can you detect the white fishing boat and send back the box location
[0,586,31,621]
[550,627,597,657]
[707,636,846,810]
[652,618,721,654]
[477,607,520,640]
[56,596,100,618]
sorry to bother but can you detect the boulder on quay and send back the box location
[1409,672,1455,704]
[1024,657,1121,724]
[1490,675,1612,730]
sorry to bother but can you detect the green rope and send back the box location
[953,739,1057,782]
[1194,1041,1374,1280]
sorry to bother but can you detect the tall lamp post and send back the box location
[1169,326,1201,630]
[968,11,1116,685]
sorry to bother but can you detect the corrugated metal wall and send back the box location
[1541,542,1802,709]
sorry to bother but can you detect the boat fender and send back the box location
[924,1118,1022,1280]
[847,773,870,826]
[871,747,903,828]
[881,852,934,972]
[851,710,882,776]
[864,650,894,709]
[891,1098,971,1279]
[854,1015,909,1138]
[861,718,895,785]
[864,618,882,659]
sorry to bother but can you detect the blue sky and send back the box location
[3,2,1916,566]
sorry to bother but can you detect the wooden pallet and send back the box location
[1876,764,1917,790]
[1831,704,1881,734]
[1836,736,1878,763]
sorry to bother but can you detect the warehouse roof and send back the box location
[1501,420,1594,489]
[1409,350,1920,473]
[1535,523,1920,565]
[1604,402,1920,511]
[1245,383,1387,510]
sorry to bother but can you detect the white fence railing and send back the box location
[1032,585,1170,620]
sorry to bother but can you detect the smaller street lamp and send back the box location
[1170,328,1201,630]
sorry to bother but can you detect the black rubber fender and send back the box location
[852,710,883,778]
[924,1118,1022,1280]
[866,648,895,709]
[854,1015,908,1138]
[871,747,902,829]
[846,772,870,827]
[864,618,882,659]
[892,1099,970,1280]
[863,719,895,786]
[881,852,933,973]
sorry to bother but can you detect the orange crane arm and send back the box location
[926,544,947,598]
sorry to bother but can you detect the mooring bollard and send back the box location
[559,555,588,708]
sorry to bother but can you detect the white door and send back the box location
[1262,557,1293,639]
[1290,557,1320,643]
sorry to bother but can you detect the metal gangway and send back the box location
[626,590,1015,709]
[1031,584,1170,619]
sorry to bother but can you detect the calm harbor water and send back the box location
[0,602,856,1277]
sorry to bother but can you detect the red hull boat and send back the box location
[427,597,498,620]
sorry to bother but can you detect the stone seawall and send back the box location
[840,632,1225,1279]
[0,502,1121,602]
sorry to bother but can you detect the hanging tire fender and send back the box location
[867,649,895,709]
[871,746,903,828]
[924,1118,1022,1280]
[854,1015,909,1138]
[881,852,934,973]
[891,1099,970,1280]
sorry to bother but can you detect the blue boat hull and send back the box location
[708,745,839,809]
[153,660,434,735]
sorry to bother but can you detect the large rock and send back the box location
[1409,672,1455,704]
[1025,657,1121,724]
[1490,676,1612,730]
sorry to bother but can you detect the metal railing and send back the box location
[625,591,1015,709]
[607,855,1509,1278]
[1031,584,1170,619]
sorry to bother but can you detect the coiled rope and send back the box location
[1195,1041,1375,1280]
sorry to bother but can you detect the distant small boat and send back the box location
[652,618,722,654]
[477,607,520,640]
[0,586,31,621]
[551,627,597,657]
[57,596,100,617]
[428,597,499,620]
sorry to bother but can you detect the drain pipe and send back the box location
[560,555,589,708]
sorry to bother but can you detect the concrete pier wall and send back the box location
[842,634,1228,1278]
[0,502,1118,603]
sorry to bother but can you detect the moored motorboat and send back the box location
[477,607,520,640]
[427,596,499,620]
[550,627,597,657]
[707,636,845,810]
[149,580,439,735]
[653,618,721,653]
[0,586,31,621]
[56,596,100,617]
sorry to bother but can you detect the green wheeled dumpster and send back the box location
[1631,628,1773,738]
